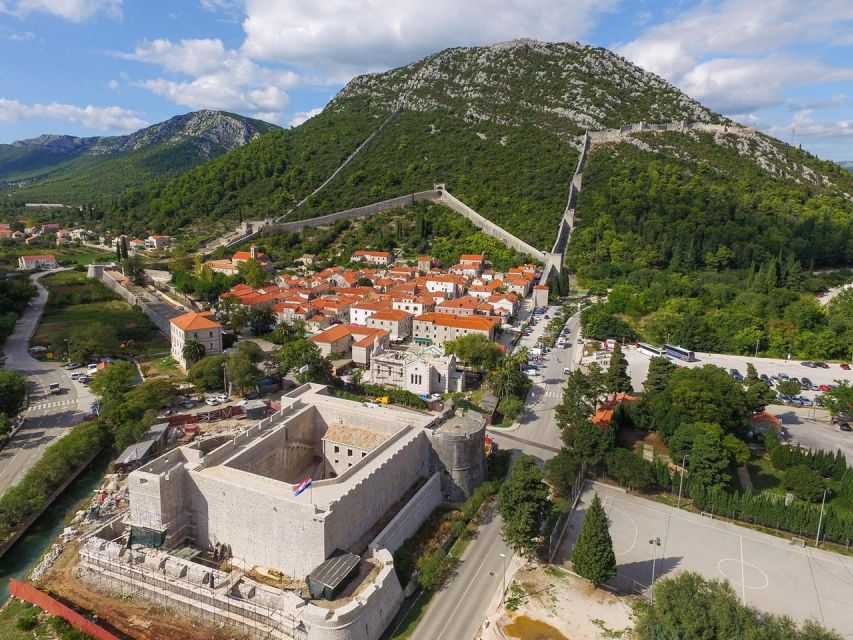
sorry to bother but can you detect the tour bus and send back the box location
[637,342,662,357]
[663,343,697,362]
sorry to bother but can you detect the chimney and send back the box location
[250,244,258,259]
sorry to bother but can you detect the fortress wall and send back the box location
[368,473,442,554]
[323,431,432,558]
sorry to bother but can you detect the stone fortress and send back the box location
[78,384,486,640]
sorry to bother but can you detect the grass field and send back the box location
[0,599,54,640]
[0,243,111,272]
[32,271,168,357]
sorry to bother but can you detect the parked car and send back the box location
[814,396,825,408]
[819,384,830,392]
[563,367,571,374]
[814,362,829,369]
[759,374,770,383]
[205,397,220,406]
[181,399,195,409]
[214,394,229,403]
[729,369,743,381]
[801,378,814,390]
[842,364,851,370]
[840,423,852,432]
[797,396,813,407]
[525,369,540,377]
[70,373,84,381]
[63,362,80,370]
[801,361,816,368]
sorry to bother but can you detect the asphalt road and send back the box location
[0,270,95,495]
[772,404,853,461]
[407,304,579,640]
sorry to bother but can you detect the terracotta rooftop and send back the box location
[171,311,221,331]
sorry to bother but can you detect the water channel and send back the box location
[0,453,110,604]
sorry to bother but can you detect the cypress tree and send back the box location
[572,493,616,586]
[605,343,633,393]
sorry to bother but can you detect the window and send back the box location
[362,452,367,458]
[333,445,340,453]
[347,449,353,457]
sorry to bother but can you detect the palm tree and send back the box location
[182,338,206,367]
[488,357,526,400]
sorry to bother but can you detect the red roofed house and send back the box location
[367,309,413,341]
[435,295,482,316]
[350,250,393,266]
[592,393,638,430]
[170,311,223,370]
[417,256,433,272]
[413,312,500,345]
[232,244,274,272]
[18,254,58,271]
[309,324,389,366]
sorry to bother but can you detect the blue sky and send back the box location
[1,0,852,160]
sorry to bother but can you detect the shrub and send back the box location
[783,465,825,503]
[16,610,38,630]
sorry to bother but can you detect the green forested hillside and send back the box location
[570,135,853,359]
[1,111,277,206]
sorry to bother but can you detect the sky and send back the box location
[0,0,852,160]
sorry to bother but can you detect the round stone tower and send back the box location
[431,410,486,502]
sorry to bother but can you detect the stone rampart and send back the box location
[79,538,402,640]
[368,472,442,554]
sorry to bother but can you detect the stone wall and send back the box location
[79,540,403,640]
[368,472,442,554]
[93,266,173,336]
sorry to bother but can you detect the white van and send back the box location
[563,367,571,374]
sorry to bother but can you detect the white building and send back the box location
[370,348,462,396]
[18,254,58,270]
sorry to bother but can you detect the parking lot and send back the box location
[559,484,853,636]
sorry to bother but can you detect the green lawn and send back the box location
[0,598,57,640]
[32,271,168,357]
[746,456,786,496]
[388,590,432,640]
[0,244,111,272]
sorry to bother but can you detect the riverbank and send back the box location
[0,450,111,604]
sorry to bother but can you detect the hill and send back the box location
[104,39,721,243]
[0,110,277,203]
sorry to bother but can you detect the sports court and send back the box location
[558,483,853,637]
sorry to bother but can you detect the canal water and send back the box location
[0,453,111,604]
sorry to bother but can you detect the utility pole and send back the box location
[649,537,661,604]
[676,456,687,508]
[816,488,828,546]
[754,337,760,358]
[499,552,507,603]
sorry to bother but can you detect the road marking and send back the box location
[431,523,507,640]
[26,399,77,411]
[740,535,746,604]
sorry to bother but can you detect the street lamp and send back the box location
[221,361,227,396]
[499,552,507,604]
[648,537,661,604]
[676,456,688,509]
[816,488,828,546]
[64,338,71,363]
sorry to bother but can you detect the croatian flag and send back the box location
[294,476,312,496]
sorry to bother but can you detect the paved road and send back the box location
[773,404,853,461]
[407,304,579,639]
[0,270,95,495]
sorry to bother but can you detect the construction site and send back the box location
[35,383,486,640]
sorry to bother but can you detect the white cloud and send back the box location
[120,37,299,115]
[9,30,36,41]
[288,107,323,127]
[7,0,121,21]
[240,0,619,71]
[618,0,853,114]
[107,79,119,91]
[0,98,146,131]
[768,109,853,140]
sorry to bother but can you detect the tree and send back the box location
[497,395,524,421]
[689,431,732,492]
[784,465,825,502]
[181,338,206,367]
[238,257,266,288]
[0,371,27,417]
[271,339,331,383]
[217,295,249,334]
[605,449,655,490]
[121,254,146,285]
[187,354,229,391]
[544,448,583,499]
[120,236,128,260]
[571,493,616,586]
[745,378,776,414]
[226,351,262,395]
[565,419,609,465]
[90,360,137,404]
[821,380,852,419]
[62,322,119,362]
[643,356,678,396]
[269,320,305,345]
[498,456,552,556]
[555,366,604,430]
[722,434,751,467]
[444,333,503,371]
[777,379,802,397]
[417,548,454,590]
[662,365,750,438]
[605,343,633,392]
[236,340,264,363]
[247,306,276,336]
[488,356,527,400]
